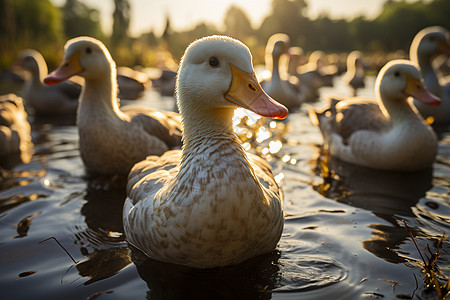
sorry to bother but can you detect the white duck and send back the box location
[260,33,303,110]
[44,37,182,176]
[410,26,450,124]
[309,60,440,171]
[123,35,288,268]
[17,49,81,116]
[293,50,337,102]
[343,50,365,96]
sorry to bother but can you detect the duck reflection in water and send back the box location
[130,245,281,300]
[313,154,433,264]
[75,179,131,284]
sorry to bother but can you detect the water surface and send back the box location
[0,75,449,299]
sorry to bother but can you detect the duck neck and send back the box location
[172,104,261,200]
[379,93,420,126]
[181,105,238,151]
[415,54,441,97]
[78,68,124,123]
[29,62,47,87]
[270,53,281,83]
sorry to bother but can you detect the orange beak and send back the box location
[224,64,288,119]
[44,51,83,85]
[404,75,441,106]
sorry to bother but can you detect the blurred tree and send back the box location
[11,0,63,45]
[0,0,16,41]
[0,0,64,69]
[304,16,351,52]
[347,17,379,52]
[161,15,173,51]
[140,31,158,48]
[223,5,254,42]
[426,0,450,29]
[111,0,130,47]
[170,22,220,60]
[375,0,434,51]
[62,0,104,39]
[259,0,308,45]
[111,0,131,66]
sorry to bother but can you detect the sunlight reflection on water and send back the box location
[0,74,449,299]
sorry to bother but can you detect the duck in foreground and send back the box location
[410,26,450,125]
[44,37,182,176]
[123,35,288,268]
[309,60,440,171]
[17,49,81,117]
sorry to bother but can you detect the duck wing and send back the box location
[247,152,282,199]
[55,80,82,99]
[333,98,390,142]
[121,106,182,149]
[312,97,391,144]
[126,150,180,206]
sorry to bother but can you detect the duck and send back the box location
[123,35,288,268]
[260,33,304,110]
[0,94,32,163]
[342,50,365,96]
[44,37,182,176]
[292,50,337,102]
[16,49,81,116]
[309,60,440,171]
[116,66,150,100]
[409,26,450,124]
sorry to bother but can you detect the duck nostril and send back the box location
[248,83,256,92]
[63,63,69,68]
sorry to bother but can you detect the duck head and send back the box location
[410,26,450,62]
[44,36,115,85]
[177,35,288,120]
[376,59,441,106]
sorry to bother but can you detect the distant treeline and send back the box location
[0,0,449,69]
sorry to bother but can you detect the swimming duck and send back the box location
[309,60,440,171]
[17,49,81,116]
[293,50,337,102]
[410,26,450,124]
[260,33,304,110]
[117,66,150,100]
[0,94,32,163]
[123,35,288,268]
[44,37,182,176]
[343,50,365,96]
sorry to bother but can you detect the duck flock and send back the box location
[0,26,449,269]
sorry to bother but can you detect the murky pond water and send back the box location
[1,75,449,299]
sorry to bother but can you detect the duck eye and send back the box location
[86,47,92,54]
[209,57,219,67]
[394,71,400,77]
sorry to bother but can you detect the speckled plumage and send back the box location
[45,37,182,175]
[310,60,439,171]
[123,36,286,268]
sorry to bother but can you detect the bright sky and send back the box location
[51,0,400,36]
